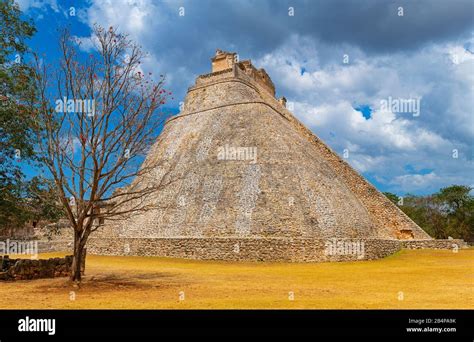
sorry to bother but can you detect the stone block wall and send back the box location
[0,255,73,280]
[37,240,72,252]
[401,239,466,250]
[85,237,402,262]
[35,236,466,263]
[195,68,234,88]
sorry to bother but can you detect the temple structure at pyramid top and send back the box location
[75,49,466,262]
[210,49,276,96]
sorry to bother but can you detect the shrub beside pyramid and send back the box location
[84,50,459,262]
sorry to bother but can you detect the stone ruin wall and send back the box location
[37,237,465,262]
[86,237,402,262]
[0,255,74,280]
[401,239,466,249]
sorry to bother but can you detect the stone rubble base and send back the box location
[0,255,73,280]
[35,238,466,263]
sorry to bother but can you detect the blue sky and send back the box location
[16,0,474,196]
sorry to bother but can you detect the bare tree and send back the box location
[31,25,173,281]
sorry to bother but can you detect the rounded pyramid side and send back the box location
[107,69,418,240]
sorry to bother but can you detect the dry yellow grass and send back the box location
[1,249,473,309]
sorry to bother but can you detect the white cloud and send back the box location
[257,36,474,194]
[16,0,59,12]
[71,35,100,52]
[390,173,441,193]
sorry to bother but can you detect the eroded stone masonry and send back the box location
[0,255,73,280]
[40,50,466,262]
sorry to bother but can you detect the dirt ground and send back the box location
[1,249,472,309]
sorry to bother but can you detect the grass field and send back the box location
[1,249,473,309]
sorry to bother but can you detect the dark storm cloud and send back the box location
[148,0,474,59]
[287,0,474,53]
[110,0,473,84]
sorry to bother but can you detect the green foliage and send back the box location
[383,192,400,205]
[0,167,28,228]
[0,0,60,231]
[396,185,474,241]
[0,176,64,230]
[26,177,64,223]
[0,1,36,63]
[0,0,37,157]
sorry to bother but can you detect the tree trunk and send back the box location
[70,231,86,282]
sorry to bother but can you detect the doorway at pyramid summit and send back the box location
[57,49,465,262]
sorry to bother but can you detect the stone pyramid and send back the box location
[89,50,433,262]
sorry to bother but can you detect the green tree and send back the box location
[0,0,35,229]
[32,26,169,281]
[25,176,64,226]
[396,186,474,241]
[383,192,399,205]
[0,0,61,232]
[435,185,473,241]
[399,194,447,239]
